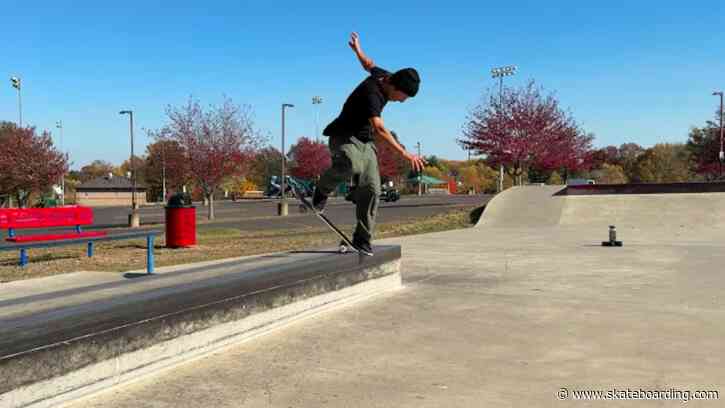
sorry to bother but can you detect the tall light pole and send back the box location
[10,76,22,127]
[416,142,422,196]
[279,103,294,216]
[713,91,724,179]
[312,96,323,143]
[56,120,65,205]
[491,65,517,191]
[491,66,517,106]
[119,110,140,227]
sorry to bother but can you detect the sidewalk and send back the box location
[67,223,725,407]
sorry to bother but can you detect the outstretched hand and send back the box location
[406,153,427,173]
[348,32,361,53]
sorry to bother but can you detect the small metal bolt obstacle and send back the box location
[602,225,623,247]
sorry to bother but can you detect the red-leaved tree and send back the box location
[460,81,592,184]
[376,131,409,183]
[0,122,68,207]
[686,116,723,180]
[154,97,264,219]
[144,138,191,201]
[289,137,331,180]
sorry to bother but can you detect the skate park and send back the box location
[5,1,725,405]
[1,183,723,407]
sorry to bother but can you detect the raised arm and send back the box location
[349,32,375,72]
[369,116,426,172]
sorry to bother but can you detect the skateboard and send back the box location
[288,181,359,254]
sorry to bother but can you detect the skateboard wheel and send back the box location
[339,244,348,253]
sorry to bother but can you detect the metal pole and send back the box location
[130,111,137,210]
[499,164,503,190]
[18,86,22,128]
[282,105,286,204]
[417,142,422,196]
[146,235,155,274]
[499,76,504,108]
[713,92,724,180]
[499,78,504,192]
[120,110,139,226]
[491,65,517,191]
[11,77,22,127]
[280,104,294,216]
[719,92,724,179]
[7,76,21,207]
[56,121,65,205]
[313,96,322,143]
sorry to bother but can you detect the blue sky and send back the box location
[1,1,723,169]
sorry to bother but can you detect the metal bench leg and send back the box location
[147,235,155,275]
[87,242,94,257]
[19,249,28,267]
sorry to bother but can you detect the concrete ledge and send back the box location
[0,246,402,408]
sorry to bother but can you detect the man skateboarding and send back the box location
[312,32,426,256]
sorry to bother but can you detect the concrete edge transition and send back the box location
[0,246,402,408]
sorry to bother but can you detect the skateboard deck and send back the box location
[288,182,359,254]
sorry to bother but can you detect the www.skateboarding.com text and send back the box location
[557,387,719,402]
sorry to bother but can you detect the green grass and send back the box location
[0,206,478,283]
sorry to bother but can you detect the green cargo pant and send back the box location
[318,135,381,245]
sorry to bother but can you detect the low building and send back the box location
[75,174,147,207]
[407,175,449,194]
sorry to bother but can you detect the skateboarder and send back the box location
[312,32,426,256]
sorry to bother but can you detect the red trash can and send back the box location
[165,193,196,248]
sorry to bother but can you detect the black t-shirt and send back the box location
[323,67,390,142]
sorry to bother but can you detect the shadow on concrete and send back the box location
[557,182,725,196]
[469,205,486,224]
[290,250,346,255]
[0,254,80,267]
[123,272,151,279]
[380,203,451,209]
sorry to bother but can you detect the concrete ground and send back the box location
[66,189,725,407]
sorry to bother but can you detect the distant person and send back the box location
[312,32,426,256]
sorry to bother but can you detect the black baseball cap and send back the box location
[390,68,420,97]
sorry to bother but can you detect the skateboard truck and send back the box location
[601,225,623,247]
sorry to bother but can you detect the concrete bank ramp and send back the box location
[560,192,725,230]
[477,185,566,227]
[478,184,725,232]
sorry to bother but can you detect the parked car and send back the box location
[380,181,400,202]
